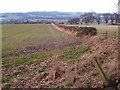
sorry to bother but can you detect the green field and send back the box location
[2,24,81,58]
[66,24,118,37]
[2,24,89,88]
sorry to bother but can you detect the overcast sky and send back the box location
[0,0,118,13]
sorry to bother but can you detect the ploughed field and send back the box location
[2,24,81,58]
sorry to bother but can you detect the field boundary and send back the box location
[51,23,97,40]
[51,23,81,39]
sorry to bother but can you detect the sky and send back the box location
[0,0,118,13]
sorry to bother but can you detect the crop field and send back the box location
[66,24,118,37]
[2,24,81,58]
[2,24,118,88]
[2,24,89,88]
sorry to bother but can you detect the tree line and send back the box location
[68,12,120,25]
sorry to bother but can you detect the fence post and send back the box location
[113,32,116,39]
[92,57,110,86]
[105,31,108,39]
[88,32,91,37]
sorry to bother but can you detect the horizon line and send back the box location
[0,10,116,14]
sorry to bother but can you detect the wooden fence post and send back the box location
[105,31,108,39]
[88,32,91,37]
[92,57,110,86]
[113,32,116,39]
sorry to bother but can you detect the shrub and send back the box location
[76,27,97,37]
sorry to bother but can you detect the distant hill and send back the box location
[0,11,84,20]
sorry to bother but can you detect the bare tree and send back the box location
[81,12,96,24]
[114,13,119,24]
[110,14,114,25]
[103,13,111,25]
[96,14,101,25]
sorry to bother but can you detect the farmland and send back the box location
[2,24,81,58]
[2,24,118,88]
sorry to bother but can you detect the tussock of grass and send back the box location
[39,69,44,73]
[13,71,20,75]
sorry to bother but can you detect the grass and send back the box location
[13,71,20,75]
[2,44,90,88]
[2,51,53,68]
[66,24,118,37]
[59,45,90,64]
[2,24,79,57]
[2,45,89,69]
[39,69,44,73]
